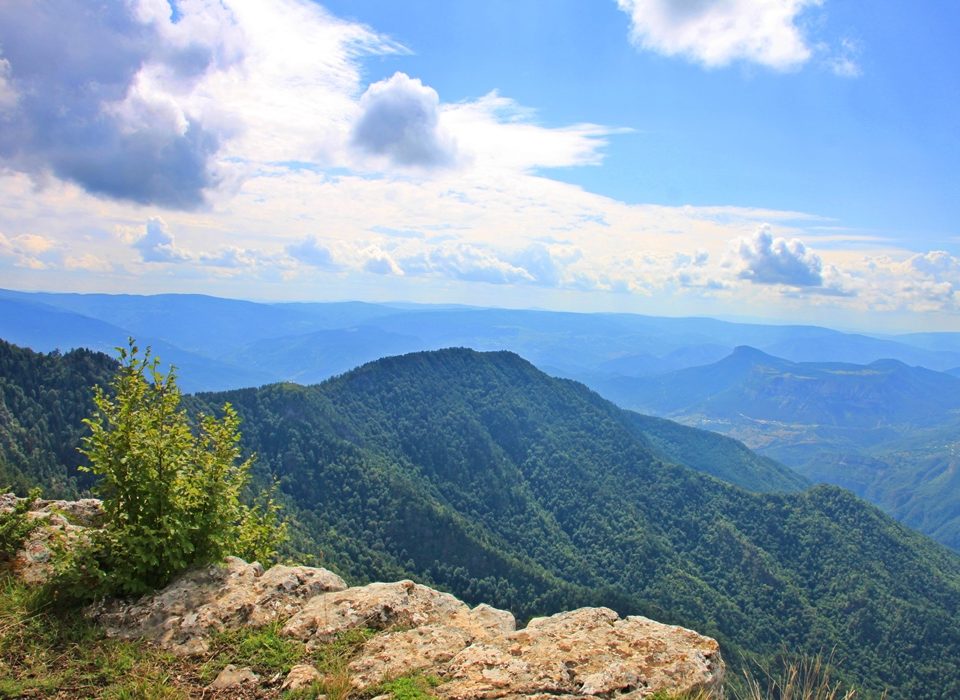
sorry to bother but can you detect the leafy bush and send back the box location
[49,341,286,601]
[0,488,41,560]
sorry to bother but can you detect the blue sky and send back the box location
[0,0,958,332]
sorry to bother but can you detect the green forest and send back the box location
[3,340,960,697]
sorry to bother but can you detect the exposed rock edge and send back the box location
[3,494,724,698]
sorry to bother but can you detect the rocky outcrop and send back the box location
[347,604,721,698]
[0,493,103,584]
[96,567,722,697]
[3,496,724,697]
[92,557,347,655]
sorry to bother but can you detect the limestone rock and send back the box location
[4,495,723,698]
[0,493,102,584]
[281,579,476,645]
[209,664,259,689]
[282,664,322,691]
[347,606,722,699]
[92,557,347,655]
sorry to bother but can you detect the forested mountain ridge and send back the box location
[0,340,116,495]
[192,348,960,697]
[3,341,960,696]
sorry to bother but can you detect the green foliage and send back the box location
[66,341,285,598]
[0,340,116,496]
[202,620,306,681]
[375,673,441,700]
[192,348,959,698]
[0,487,40,558]
[3,341,960,696]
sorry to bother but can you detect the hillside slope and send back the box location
[3,342,960,696]
[193,349,960,698]
[594,347,960,551]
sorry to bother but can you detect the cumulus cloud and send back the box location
[732,226,823,286]
[134,217,190,263]
[286,236,339,269]
[401,244,532,285]
[0,0,223,208]
[352,72,458,168]
[361,246,404,275]
[0,231,62,269]
[0,0,407,207]
[616,0,819,70]
[199,247,259,269]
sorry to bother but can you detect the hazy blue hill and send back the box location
[761,333,960,370]
[595,347,960,552]
[0,297,133,355]
[602,347,960,428]
[0,297,274,392]
[596,343,732,377]
[223,325,427,384]
[894,331,960,353]
[6,289,960,391]
[0,290,402,358]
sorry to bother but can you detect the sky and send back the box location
[0,0,958,333]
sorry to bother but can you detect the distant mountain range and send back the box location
[3,339,959,697]
[595,346,960,551]
[6,288,960,554]
[6,288,960,393]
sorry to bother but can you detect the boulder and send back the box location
[347,605,722,699]
[281,579,477,645]
[0,493,102,584]
[209,664,259,689]
[282,580,721,698]
[93,557,347,655]
[282,664,322,691]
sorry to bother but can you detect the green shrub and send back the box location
[0,487,41,560]
[49,341,285,601]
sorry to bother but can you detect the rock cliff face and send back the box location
[2,495,724,698]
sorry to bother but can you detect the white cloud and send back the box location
[616,0,820,70]
[352,72,458,169]
[0,231,62,269]
[730,226,823,286]
[286,236,339,269]
[361,246,404,275]
[400,244,533,285]
[65,253,113,272]
[442,92,615,172]
[134,217,190,263]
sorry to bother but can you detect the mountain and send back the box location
[600,345,960,427]
[594,347,960,551]
[7,289,960,394]
[0,296,275,392]
[4,341,960,695]
[0,340,116,495]
[190,348,958,697]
